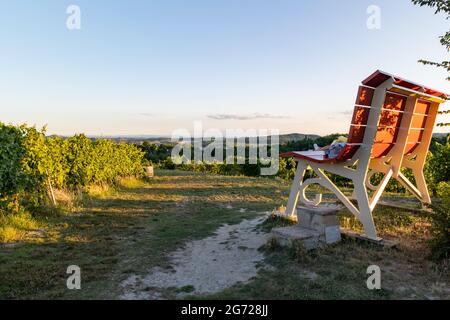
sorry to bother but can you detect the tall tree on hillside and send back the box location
[411,0,449,127]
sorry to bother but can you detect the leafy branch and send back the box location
[412,0,450,126]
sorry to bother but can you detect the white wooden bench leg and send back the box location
[286,161,307,217]
[412,168,431,204]
[354,180,379,240]
[396,172,423,201]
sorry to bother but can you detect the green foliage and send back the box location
[278,157,297,181]
[146,134,349,179]
[436,181,450,198]
[143,134,449,197]
[424,136,450,194]
[427,191,450,261]
[158,156,176,170]
[0,124,26,207]
[411,0,449,16]
[138,142,172,163]
[0,122,145,213]
[0,209,40,243]
[367,168,416,194]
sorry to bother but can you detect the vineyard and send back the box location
[0,122,145,214]
[149,134,450,196]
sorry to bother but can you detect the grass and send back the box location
[0,170,448,299]
[205,207,449,300]
[258,214,297,232]
[0,170,285,299]
[205,241,392,299]
[0,210,42,243]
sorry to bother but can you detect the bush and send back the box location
[425,136,450,195]
[0,122,145,214]
[426,179,450,261]
[0,124,28,210]
[436,181,450,199]
[159,156,176,170]
[428,197,450,261]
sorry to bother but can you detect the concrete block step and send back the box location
[297,204,343,216]
[297,205,342,234]
[271,225,321,250]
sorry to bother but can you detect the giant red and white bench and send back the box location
[281,70,448,240]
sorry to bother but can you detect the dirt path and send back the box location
[120,215,270,299]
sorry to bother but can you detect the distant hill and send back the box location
[433,132,449,139]
[98,133,320,145]
[278,133,320,144]
[51,132,448,145]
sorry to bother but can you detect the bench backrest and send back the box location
[335,71,447,163]
[405,99,431,155]
[335,87,407,161]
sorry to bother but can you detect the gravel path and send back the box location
[120,216,270,299]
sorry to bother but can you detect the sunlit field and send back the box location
[1,170,447,300]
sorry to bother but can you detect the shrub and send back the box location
[278,157,297,181]
[0,122,145,214]
[0,124,28,210]
[428,196,450,261]
[425,136,450,195]
[426,179,450,261]
[436,181,450,199]
[159,156,176,170]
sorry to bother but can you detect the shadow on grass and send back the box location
[0,172,282,299]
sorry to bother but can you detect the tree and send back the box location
[412,0,449,127]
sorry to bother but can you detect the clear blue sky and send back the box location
[1,0,449,136]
